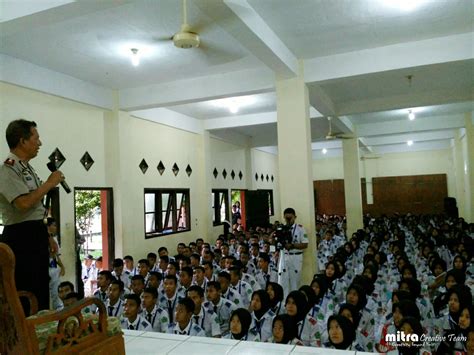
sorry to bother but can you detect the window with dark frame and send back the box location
[144,188,190,238]
[258,189,274,216]
[212,189,229,226]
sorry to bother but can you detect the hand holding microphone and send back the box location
[46,162,71,193]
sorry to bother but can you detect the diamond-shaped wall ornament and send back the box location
[239,171,243,180]
[172,163,179,176]
[139,159,148,174]
[222,169,227,179]
[260,174,264,181]
[185,164,192,177]
[230,170,235,180]
[157,161,165,175]
[213,168,219,179]
[255,173,258,181]
[48,148,66,169]
[80,151,94,171]
[266,174,269,182]
[271,175,274,182]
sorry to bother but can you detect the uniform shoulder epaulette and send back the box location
[192,324,201,332]
[206,308,213,315]
[4,158,14,166]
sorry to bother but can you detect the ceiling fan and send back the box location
[171,0,200,49]
[325,117,354,140]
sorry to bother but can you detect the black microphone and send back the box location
[47,162,71,194]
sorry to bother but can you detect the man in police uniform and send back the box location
[0,119,64,311]
[277,207,308,297]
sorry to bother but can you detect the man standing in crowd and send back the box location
[0,119,64,311]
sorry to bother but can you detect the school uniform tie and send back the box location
[264,273,270,285]
[213,305,218,314]
[101,292,107,300]
[193,315,199,324]
[128,324,135,330]
[168,300,173,322]
[146,312,153,323]
[108,306,114,317]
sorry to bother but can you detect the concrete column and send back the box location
[452,130,466,219]
[362,158,377,205]
[197,131,213,239]
[464,113,474,222]
[275,63,316,283]
[342,138,363,236]
[244,137,254,190]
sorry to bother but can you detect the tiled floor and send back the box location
[123,331,363,354]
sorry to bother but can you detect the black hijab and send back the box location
[311,276,328,303]
[252,289,270,319]
[230,308,252,340]
[272,314,297,344]
[327,314,356,350]
[266,282,283,310]
[285,290,307,323]
[338,303,361,328]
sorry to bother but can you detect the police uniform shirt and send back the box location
[289,224,309,252]
[103,298,124,318]
[140,305,169,332]
[222,286,243,307]
[120,315,152,331]
[230,280,253,309]
[0,153,45,225]
[203,298,237,333]
[191,305,221,337]
[250,309,275,342]
[167,320,206,337]
[255,268,278,290]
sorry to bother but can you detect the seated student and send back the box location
[266,282,284,316]
[467,326,474,355]
[130,275,145,298]
[166,261,180,279]
[229,266,253,309]
[285,290,318,347]
[157,255,169,277]
[439,304,473,353]
[103,280,124,318]
[179,266,193,292]
[192,265,207,292]
[147,252,158,272]
[140,287,169,332]
[433,268,465,317]
[267,314,302,345]
[249,290,275,342]
[137,259,151,284]
[112,258,131,290]
[224,308,259,341]
[123,255,137,276]
[392,316,431,355]
[147,271,162,290]
[121,294,152,331]
[202,261,217,282]
[255,253,278,290]
[158,275,185,324]
[93,270,113,304]
[167,297,206,336]
[63,292,92,314]
[377,300,421,353]
[57,281,75,310]
[324,315,356,350]
[203,281,237,334]
[233,260,260,292]
[218,271,244,307]
[309,276,335,322]
[187,285,221,337]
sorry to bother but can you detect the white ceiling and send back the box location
[1,0,473,158]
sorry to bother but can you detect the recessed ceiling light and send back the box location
[407,140,414,146]
[212,96,256,114]
[408,110,415,120]
[130,48,140,67]
[322,148,327,154]
[382,0,428,11]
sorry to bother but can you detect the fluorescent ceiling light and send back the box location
[211,95,257,114]
[322,148,327,154]
[407,140,414,146]
[408,110,415,120]
[130,48,140,67]
[382,0,428,11]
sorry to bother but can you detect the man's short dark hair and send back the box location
[180,267,193,278]
[125,294,141,307]
[6,119,37,149]
[187,285,204,298]
[258,252,270,263]
[158,247,168,253]
[110,279,124,291]
[131,275,145,283]
[193,265,204,273]
[218,271,231,281]
[58,281,74,292]
[98,270,113,281]
[207,281,221,291]
[164,274,177,284]
[283,207,296,215]
[178,297,195,313]
[202,261,213,269]
[143,287,158,299]
[159,255,169,263]
[147,252,157,259]
[138,259,149,267]
[149,271,163,282]
[112,258,124,267]
[64,292,80,301]
[124,255,134,262]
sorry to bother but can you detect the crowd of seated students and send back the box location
[55,214,474,354]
